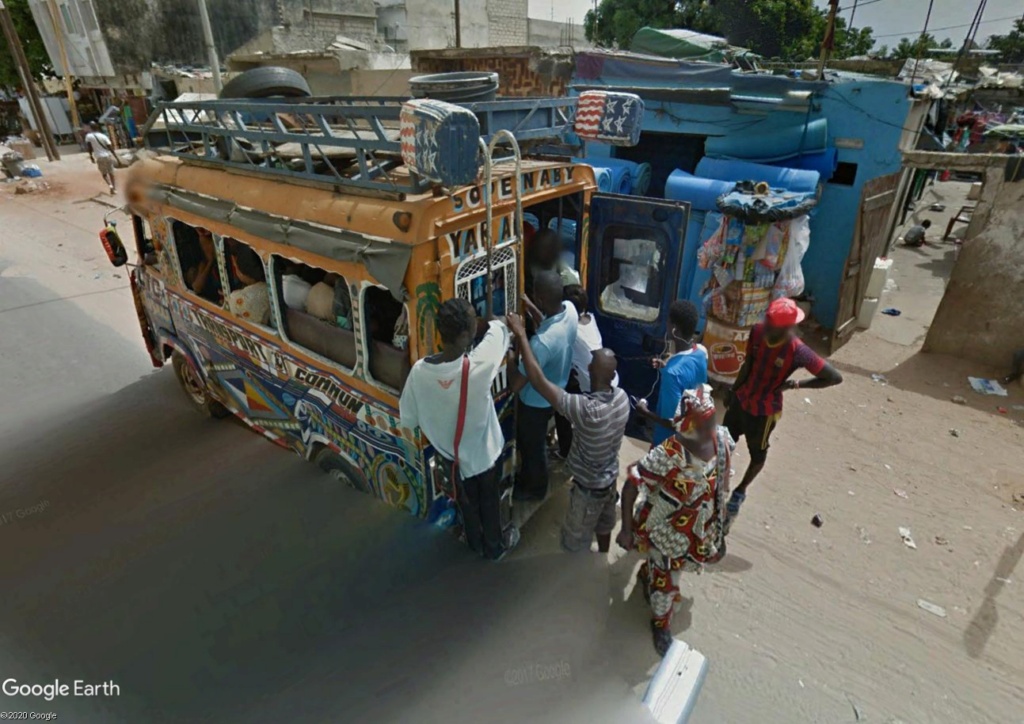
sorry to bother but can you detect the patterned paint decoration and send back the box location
[415,281,441,355]
[399,99,480,187]
[574,91,644,147]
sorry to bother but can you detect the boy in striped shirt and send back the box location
[724,298,843,528]
[509,314,629,553]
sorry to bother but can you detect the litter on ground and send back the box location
[917,599,947,618]
[968,377,1008,396]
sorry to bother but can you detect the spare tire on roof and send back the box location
[219,67,312,99]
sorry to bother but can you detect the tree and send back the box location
[831,17,875,59]
[0,0,50,89]
[987,19,1024,63]
[584,0,717,49]
[583,0,875,61]
[889,33,937,60]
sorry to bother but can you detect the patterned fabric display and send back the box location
[399,99,481,187]
[574,91,644,146]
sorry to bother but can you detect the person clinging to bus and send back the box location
[526,229,580,298]
[226,243,271,326]
[508,270,578,502]
[185,228,222,304]
[553,284,619,458]
[399,299,520,560]
[508,313,629,553]
[635,300,708,447]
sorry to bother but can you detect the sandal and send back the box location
[651,622,673,657]
[725,490,745,534]
[637,564,651,605]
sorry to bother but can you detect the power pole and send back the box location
[453,0,461,48]
[45,0,80,129]
[816,0,840,80]
[196,0,222,93]
[909,0,936,86]
[946,0,985,88]
[0,0,60,160]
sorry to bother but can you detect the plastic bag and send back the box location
[773,215,810,299]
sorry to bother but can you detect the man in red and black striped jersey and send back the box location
[724,298,843,528]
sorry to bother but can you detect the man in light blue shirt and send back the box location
[510,270,578,501]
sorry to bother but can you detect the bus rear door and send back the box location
[587,194,689,435]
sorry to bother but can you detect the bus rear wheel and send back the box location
[171,352,230,419]
[314,448,370,494]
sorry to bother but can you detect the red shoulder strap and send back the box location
[449,354,471,492]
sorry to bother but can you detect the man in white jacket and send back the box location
[400,299,520,560]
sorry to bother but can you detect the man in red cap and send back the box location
[723,298,843,528]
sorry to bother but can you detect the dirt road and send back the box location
[3,155,1022,722]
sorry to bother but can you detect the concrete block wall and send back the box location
[487,0,528,46]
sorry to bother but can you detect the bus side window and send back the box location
[171,220,224,306]
[223,238,273,328]
[272,255,356,370]
[363,285,410,391]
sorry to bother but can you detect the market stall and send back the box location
[698,182,816,383]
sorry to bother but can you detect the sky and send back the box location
[531,0,1023,48]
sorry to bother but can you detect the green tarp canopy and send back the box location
[629,27,753,63]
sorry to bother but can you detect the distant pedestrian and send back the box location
[902,220,931,248]
[509,313,629,553]
[723,298,843,528]
[84,122,117,195]
[509,270,578,501]
[553,284,619,458]
[618,385,734,656]
[635,300,707,446]
[400,299,520,560]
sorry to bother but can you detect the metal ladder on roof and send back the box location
[141,95,580,199]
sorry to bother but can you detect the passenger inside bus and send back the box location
[525,229,580,298]
[363,286,411,390]
[174,222,222,305]
[275,258,357,370]
[225,240,271,326]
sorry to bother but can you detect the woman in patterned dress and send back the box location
[616,384,734,656]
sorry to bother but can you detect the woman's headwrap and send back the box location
[673,384,716,439]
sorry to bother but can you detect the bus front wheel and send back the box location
[171,352,230,419]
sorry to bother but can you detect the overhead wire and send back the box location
[872,13,1020,39]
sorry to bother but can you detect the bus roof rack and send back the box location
[141,92,644,199]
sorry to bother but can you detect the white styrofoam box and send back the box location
[865,257,894,299]
[643,638,708,723]
[858,297,881,329]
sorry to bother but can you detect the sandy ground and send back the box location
[2,156,1023,723]
[498,179,1024,723]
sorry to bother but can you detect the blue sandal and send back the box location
[725,491,745,533]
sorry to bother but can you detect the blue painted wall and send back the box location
[578,74,910,329]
